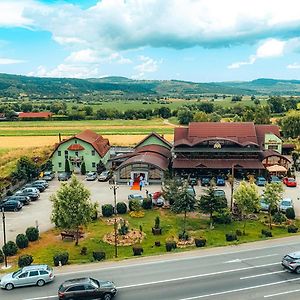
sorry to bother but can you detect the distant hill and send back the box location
[1,73,300,99]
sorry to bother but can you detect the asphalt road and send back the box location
[2,236,300,300]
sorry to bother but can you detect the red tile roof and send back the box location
[68,144,85,151]
[255,125,281,146]
[18,112,53,118]
[136,145,172,158]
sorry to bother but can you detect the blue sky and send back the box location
[1,0,300,82]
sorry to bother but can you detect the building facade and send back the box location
[50,130,110,173]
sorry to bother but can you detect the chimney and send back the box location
[58,133,62,143]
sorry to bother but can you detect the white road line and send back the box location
[23,296,57,300]
[224,254,279,263]
[240,270,285,280]
[264,288,300,298]
[178,278,300,300]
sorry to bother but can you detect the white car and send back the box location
[85,172,97,181]
[279,198,294,212]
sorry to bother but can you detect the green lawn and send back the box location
[10,210,300,268]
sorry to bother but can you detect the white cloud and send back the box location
[133,55,162,78]
[0,58,26,65]
[287,63,300,69]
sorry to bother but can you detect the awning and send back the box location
[172,159,265,169]
[68,144,85,151]
[266,164,287,172]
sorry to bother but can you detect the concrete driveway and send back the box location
[1,173,300,247]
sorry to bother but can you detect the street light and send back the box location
[2,208,8,268]
[110,176,119,258]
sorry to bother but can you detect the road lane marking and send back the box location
[178,277,300,299]
[224,254,279,263]
[23,296,57,300]
[240,270,285,279]
[264,288,300,298]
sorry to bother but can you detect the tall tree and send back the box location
[263,183,284,230]
[162,177,182,205]
[280,112,300,138]
[198,186,227,229]
[193,111,210,122]
[233,182,260,234]
[51,176,96,245]
[177,108,194,125]
[65,158,70,173]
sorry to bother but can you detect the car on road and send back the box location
[0,264,54,290]
[0,200,23,212]
[269,175,281,184]
[128,194,143,203]
[279,198,293,212]
[283,177,297,187]
[58,172,71,181]
[42,171,55,181]
[58,277,117,300]
[15,187,40,201]
[259,199,269,211]
[85,172,97,181]
[256,176,267,186]
[216,176,225,186]
[98,170,113,182]
[201,177,211,186]
[5,195,30,205]
[282,252,300,273]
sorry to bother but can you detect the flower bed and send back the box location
[103,229,146,246]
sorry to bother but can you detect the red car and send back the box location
[283,177,297,187]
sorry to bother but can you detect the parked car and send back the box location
[42,171,55,181]
[214,189,226,198]
[0,200,23,212]
[24,183,46,192]
[279,198,294,212]
[216,176,225,186]
[128,194,143,203]
[149,192,165,207]
[256,176,267,186]
[15,187,40,201]
[201,177,211,186]
[187,185,196,197]
[5,195,30,205]
[85,172,97,181]
[283,177,297,187]
[58,172,71,181]
[269,175,281,184]
[282,252,300,273]
[34,179,49,188]
[259,199,269,211]
[0,264,54,290]
[58,277,117,300]
[188,177,198,186]
[98,170,113,182]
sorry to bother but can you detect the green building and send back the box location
[50,130,110,173]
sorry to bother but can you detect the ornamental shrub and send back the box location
[101,204,114,217]
[286,207,296,220]
[261,229,273,237]
[132,245,143,256]
[273,212,287,224]
[287,225,298,233]
[53,252,69,266]
[116,202,127,214]
[2,241,18,256]
[225,233,237,242]
[129,199,142,211]
[18,254,33,268]
[213,209,232,224]
[195,238,206,247]
[92,251,106,261]
[80,247,87,255]
[142,198,152,210]
[178,232,189,241]
[0,249,4,263]
[25,227,39,242]
[16,234,29,249]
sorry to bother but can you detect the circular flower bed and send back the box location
[176,237,195,248]
[105,217,128,226]
[103,229,146,246]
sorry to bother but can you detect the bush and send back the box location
[155,241,161,247]
[25,227,39,242]
[80,247,87,255]
[195,238,206,247]
[261,229,273,237]
[273,212,287,224]
[2,241,18,256]
[178,232,189,241]
[288,225,298,233]
[116,202,127,214]
[16,234,29,249]
[142,198,152,209]
[236,229,243,236]
[132,245,143,256]
[213,209,232,224]
[18,254,33,268]
[101,204,114,217]
[166,241,177,252]
[286,207,296,220]
[129,199,142,211]
[118,220,129,235]
[154,216,160,229]
[225,233,237,242]
[0,249,4,263]
[92,251,106,261]
[53,252,69,266]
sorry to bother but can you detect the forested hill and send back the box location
[1,73,300,99]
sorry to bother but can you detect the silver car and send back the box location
[282,252,300,273]
[279,198,293,212]
[0,264,54,290]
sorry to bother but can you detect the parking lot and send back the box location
[1,174,300,247]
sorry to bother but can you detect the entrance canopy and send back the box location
[266,164,287,173]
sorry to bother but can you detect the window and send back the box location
[92,162,96,168]
[64,150,68,156]
[75,151,79,156]
[67,285,85,292]
[29,271,39,277]
[58,151,61,156]
[85,284,96,291]
[19,272,28,278]
[268,145,278,150]
[58,162,62,168]
[92,150,95,156]
[39,270,48,275]
[75,140,77,144]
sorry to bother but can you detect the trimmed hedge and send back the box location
[80,247,87,255]
[132,245,143,256]
[129,199,142,211]
[166,241,177,252]
[286,207,296,220]
[288,225,298,233]
[92,251,106,261]
[18,254,33,268]
[261,229,273,237]
[225,233,237,242]
[142,198,152,209]
[26,227,39,242]
[116,202,127,214]
[195,238,206,247]
[101,204,114,217]
[2,241,18,256]
[53,252,69,266]
[16,234,29,249]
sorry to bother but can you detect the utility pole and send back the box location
[2,208,7,268]
[230,165,235,212]
[110,177,119,258]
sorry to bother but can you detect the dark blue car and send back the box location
[216,176,225,186]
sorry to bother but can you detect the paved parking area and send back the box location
[1,173,300,247]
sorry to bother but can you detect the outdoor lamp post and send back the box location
[110,176,119,258]
[230,164,236,212]
[2,208,8,268]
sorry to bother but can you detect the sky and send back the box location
[1,0,300,82]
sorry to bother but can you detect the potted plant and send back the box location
[152,216,162,235]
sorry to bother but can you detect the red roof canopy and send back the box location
[18,112,52,118]
[68,144,85,151]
